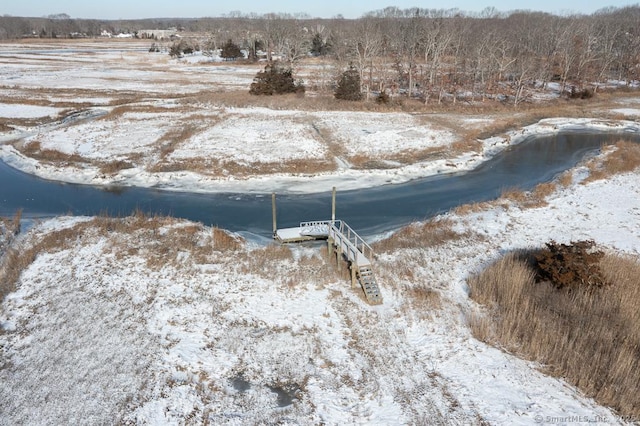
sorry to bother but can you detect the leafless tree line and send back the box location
[2,6,639,103]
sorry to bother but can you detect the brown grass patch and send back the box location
[452,201,493,216]
[584,140,640,183]
[98,160,135,175]
[348,147,446,169]
[148,157,336,176]
[212,227,243,252]
[557,171,573,187]
[374,218,472,252]
[468,250,640,419]
[20,141,87,165]
[404,285,442,311]
[500,182,557,209]
[157,123,201,159]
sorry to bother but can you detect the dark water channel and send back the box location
[0,131,638,238]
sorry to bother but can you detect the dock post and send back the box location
[351,263,357,288]
[272,192,277,237]
[331,187,336,223]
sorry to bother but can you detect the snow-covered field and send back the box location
[1,40,640,425]
[2,40,639,194]
[1,154,638,424]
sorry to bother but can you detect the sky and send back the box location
[1,0,638,20]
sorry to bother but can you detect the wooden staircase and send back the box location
[357,265,383,305]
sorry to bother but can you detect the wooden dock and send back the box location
[271,189,382,305]
[274,219,383,305]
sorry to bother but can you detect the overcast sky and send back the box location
[2,0,637,19]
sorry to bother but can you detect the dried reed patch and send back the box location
[449,137,482,155]
[149,157,336,176]
[0,212,249,299]
[404,285,442,311]
[212,227,243,252]
[348,147,446,169]
[98,160,134,175]
[584,140,640,183]
[500,182,557,209]
[157,123,203,159]
[0,210,22,241]
[19,141,87,165]
[374,219,471,252]
[452,201,493,216]
[468,250,640,419]
[557,171,573,187]
[238,244,293,276]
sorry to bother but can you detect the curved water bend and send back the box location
[0,131,638,237]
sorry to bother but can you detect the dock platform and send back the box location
[274,220,382,305]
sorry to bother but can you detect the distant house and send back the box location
[138,28,178,41]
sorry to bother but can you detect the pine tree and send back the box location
[334,66,363,101]
[220,39,243,61]
[249,62,305,95]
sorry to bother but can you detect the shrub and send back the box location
[568,86,594,99]
[534,240,606,290]
[376,90,390,104]
[220,39,243,61]
[168,39,198,58]
[249,62,305,96]
[334,66,363,101]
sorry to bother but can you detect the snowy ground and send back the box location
[1,151,638,424]
[1,40,639,194]
[1,39,640,425]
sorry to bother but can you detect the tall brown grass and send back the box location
[374,218,475,252]
[468,250,640,419]
[20,141,87,165]
[584,140,640,183]
[500,181,558,209]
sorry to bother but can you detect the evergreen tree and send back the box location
[249,62,305,95]
[220,39,243,61]
[334,66,363,101]
[310,33,330,56]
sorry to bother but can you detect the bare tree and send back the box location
[345,17,384,99]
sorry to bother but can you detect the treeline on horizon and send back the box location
[1,5,639,103]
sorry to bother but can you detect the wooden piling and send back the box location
[272,192,277,236]
[331,187,336,223]
[351,263,357,288]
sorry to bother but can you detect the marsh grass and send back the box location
[0,212,248,300]
[468,250,640,419]
[21,141,141,175]
[374,219,472,252]
[349,146,446,169]
[149,157,336,176]
[584,140,640,183]
[98,160,135,175]
[500,182,558,209]
[20,141,88,165]
[157,123,201,159]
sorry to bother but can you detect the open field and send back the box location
[1,39,639,194]
[1,39,640,424]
